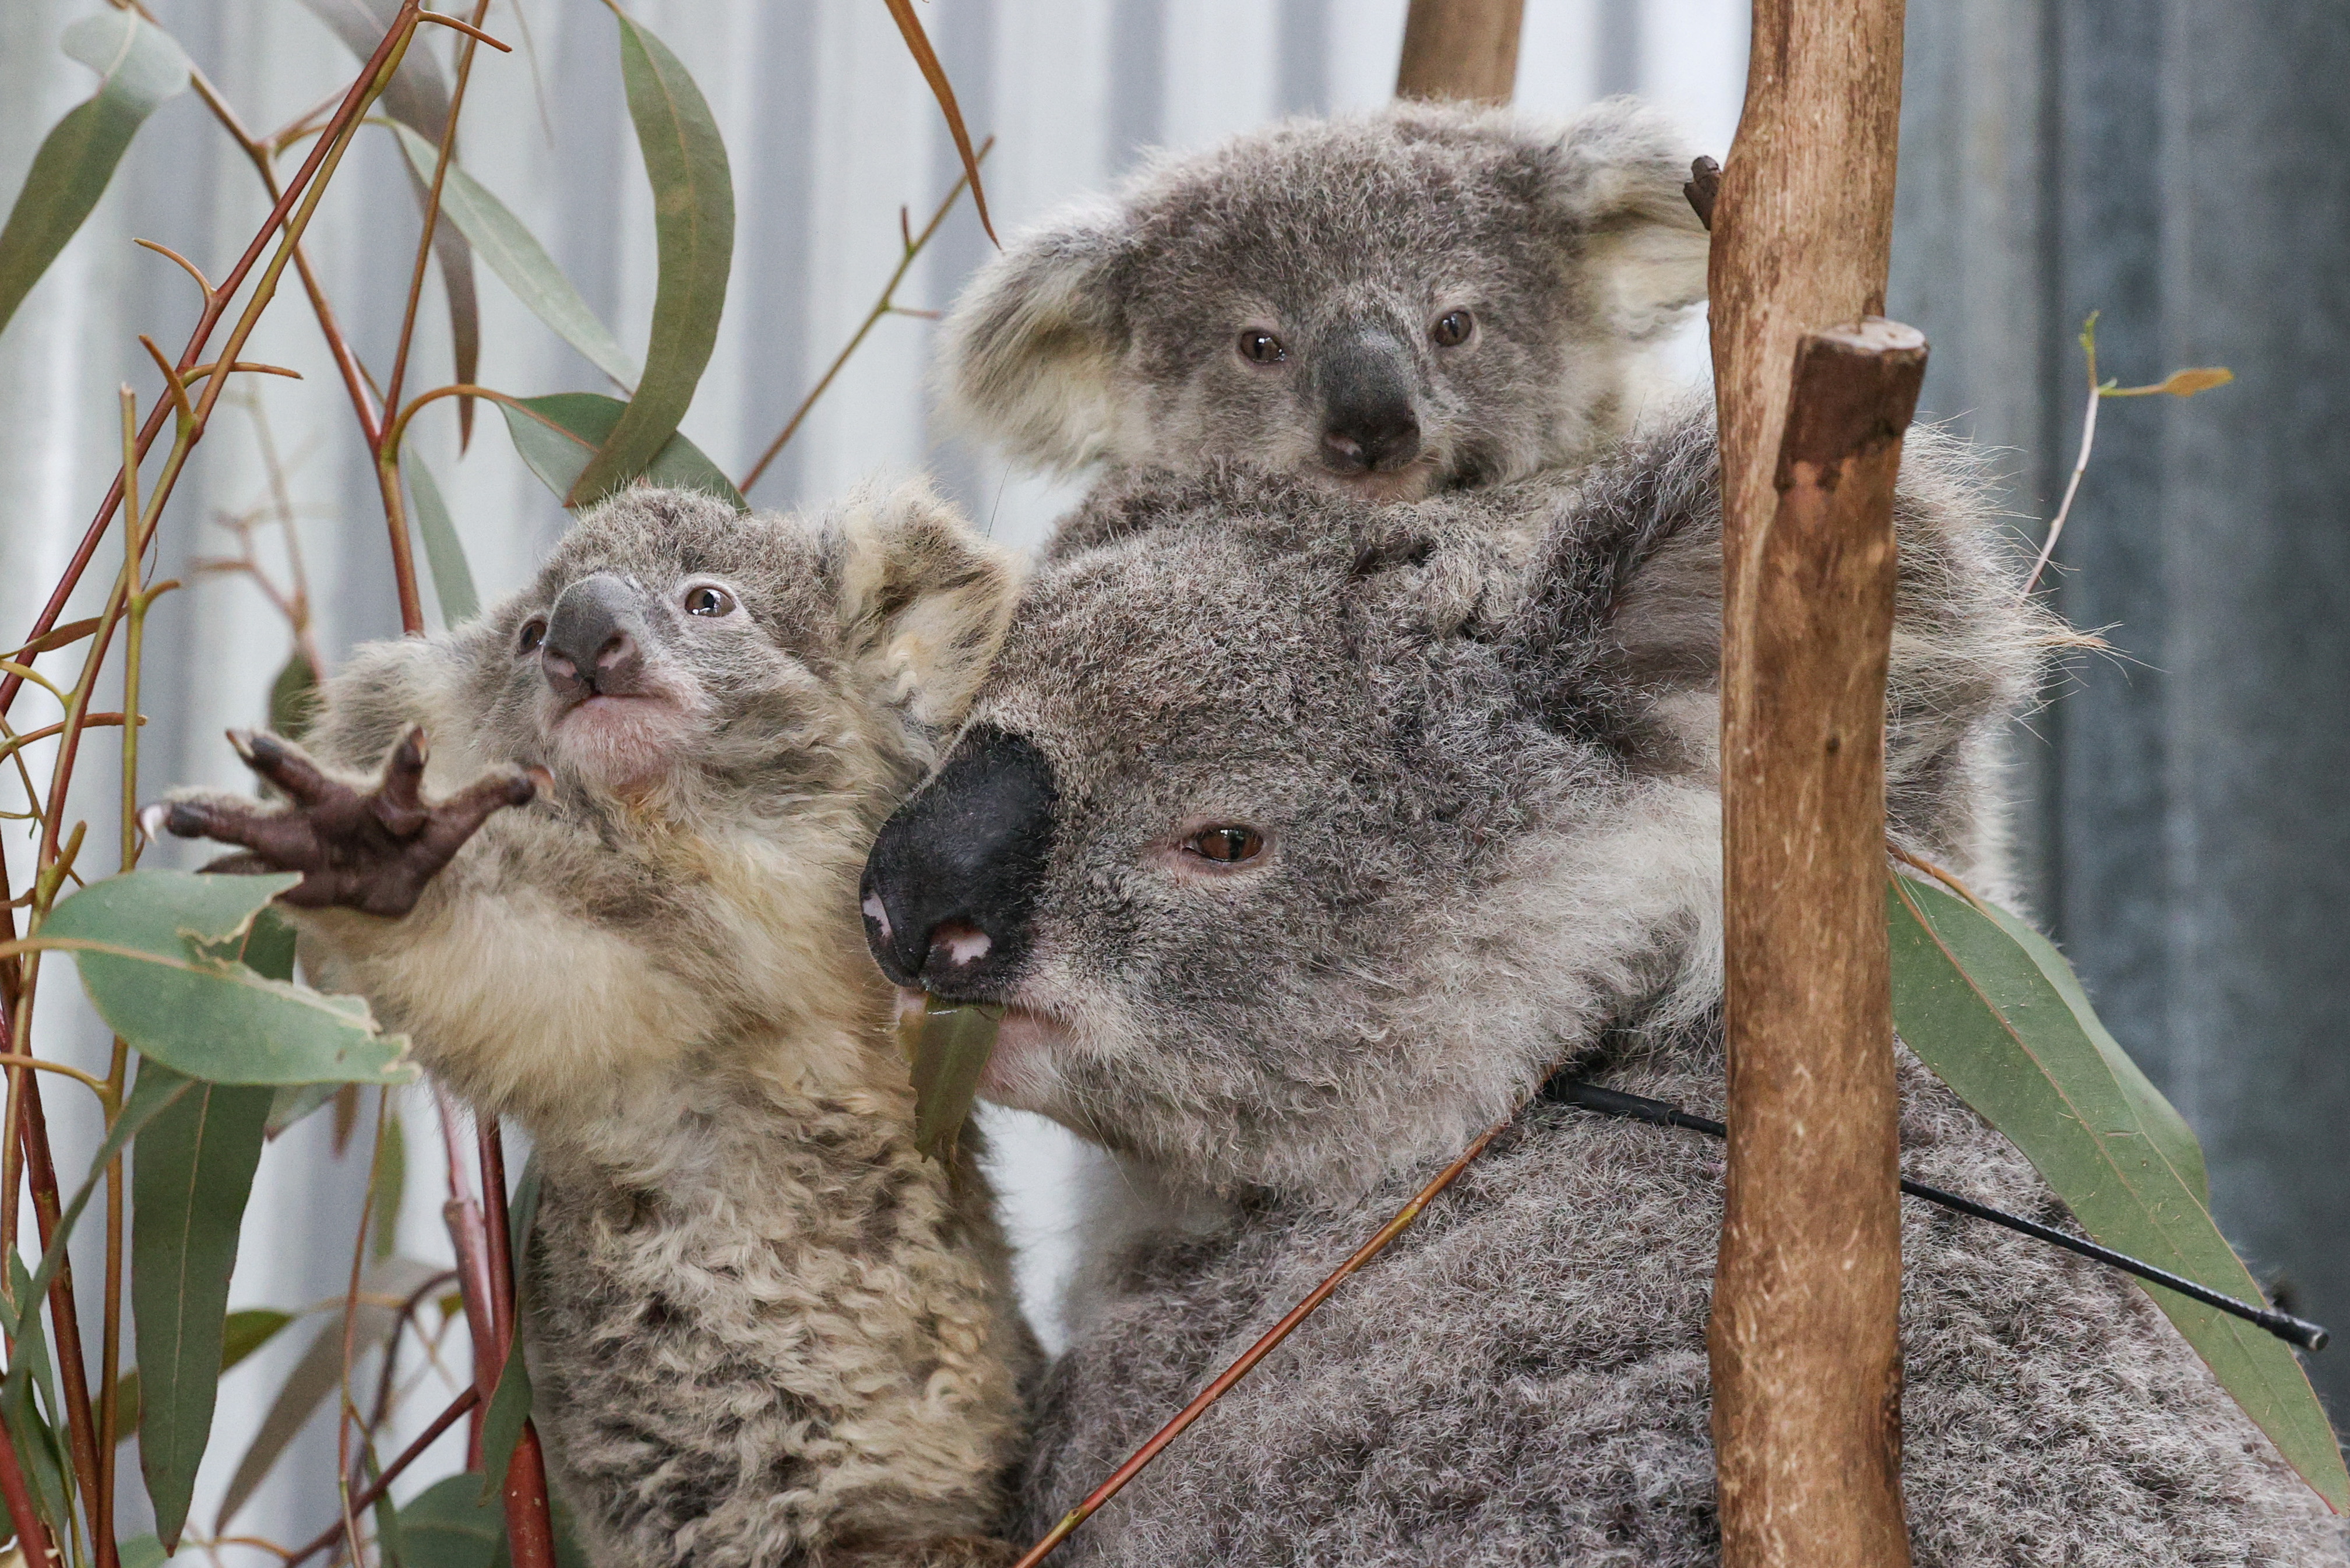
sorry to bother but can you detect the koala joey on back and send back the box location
[157,487,1037,1568]
[939,98,1710,505]
[858,416,2347,1565]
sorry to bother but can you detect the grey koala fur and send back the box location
[164,487,1038,1567]
[939,98,1710,503]
[859,410,2347,1564]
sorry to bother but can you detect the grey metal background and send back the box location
[1893,2,2350,1419]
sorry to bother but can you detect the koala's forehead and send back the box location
[978,526,1368,781]
[1123,116,1558,308]
[527,489,824,607]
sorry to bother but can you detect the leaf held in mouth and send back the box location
[901,998,1000,1162]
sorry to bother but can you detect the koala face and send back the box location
[861,464,1721,1196]
[360,487,1016,823]
[861,421,2047,1198]
[939,100,1711,503]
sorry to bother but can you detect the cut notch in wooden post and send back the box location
[1713,316,1925,1567]
[1394,0,1526,104]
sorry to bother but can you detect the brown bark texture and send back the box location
[1707,1,1918,1559]
[1394,0,1526,104]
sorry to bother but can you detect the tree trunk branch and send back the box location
[1394,0,1525,104]
[1708,0,1918,1558]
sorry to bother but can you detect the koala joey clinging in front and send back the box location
[156,487,1035,1568]
[939,98,1710,505]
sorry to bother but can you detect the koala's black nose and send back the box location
[861,728,1058,998]
[1319,334,1422,474]
[542,573,647,700]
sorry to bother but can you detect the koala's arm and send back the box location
[158,644,727,1121]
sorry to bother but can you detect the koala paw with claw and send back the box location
[145,727,536,919]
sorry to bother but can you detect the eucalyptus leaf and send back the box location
[0,10,191,337]
[404,448,480,626]
[267,652,318,741]
[115,1307,297,1442]
[478,1157,541,1505]
[399,1474,510,1568]
[3,1069,195,1427]
[118,1533,170,1568]
[389,123,639,391]
[213,1257,441,1528]
[1,1259,73,1537]
[41,871,415,1087]
[266,1083,338,1137]
[568,9,733,506]
[131,1060,273,1549]
[370,1108,406,1261]
[1887,873,2350,1511]
[903,1000,1000,1162]
[497,393,744,512]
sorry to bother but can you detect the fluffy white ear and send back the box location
[935,204,1134,473]
[831,484,1022,735]
[1542,98,1712,341]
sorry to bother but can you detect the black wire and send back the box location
[1541,1076,2328,1354]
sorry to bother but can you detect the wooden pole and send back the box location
[1394,0,1525,104]
[1708,1,1918,1563]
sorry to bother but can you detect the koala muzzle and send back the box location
[861,728,1058,998]
[1319,333,1422,474]
[542,573,649,701]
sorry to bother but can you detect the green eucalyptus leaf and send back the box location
[118,1533,170,1568]
[366,1446,406,1568]
[266,1082,338,1136]
[497,393,744,512]
[404,448,480,626]
[213,1259,439,1529]
[0,10,191,337]
[903,1000,1000,1162]
[131,1059,273,1549]
[4,1069,195,1430]
[1,1260,73,1537]
[478,1157,541,1505]
[1887,873,2350,1512]
[116,1306,296,1442]
[267,653,318,741]
[567,10,733,506]
[389,123,639,391]
[370,1107,406,1260]
[398,1474,510,1568]
[41,871,415,1086]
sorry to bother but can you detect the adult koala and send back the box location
[939,100,1709,502]
[857,417,2346,1564]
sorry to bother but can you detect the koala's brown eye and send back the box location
[683,585,735,618]
[1239,330,1287,365]
[516,618,546,655]
[1432,309,1474,348]
[1185,824,1265,864]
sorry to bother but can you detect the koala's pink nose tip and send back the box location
[927,922,993,970]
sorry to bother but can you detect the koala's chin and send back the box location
[539,685,700,801]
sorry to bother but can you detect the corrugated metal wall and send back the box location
[0,0,1749,1549]
[1894,1,2350,1419]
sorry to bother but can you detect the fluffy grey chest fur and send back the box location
[1022,1030,2345,1567]
[522,1099,1034,1568]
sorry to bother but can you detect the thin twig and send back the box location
[2024,314,2104,597]
[737,139,994,496]
[282,1385,480,1568]
[1012,1110,1519,1567]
